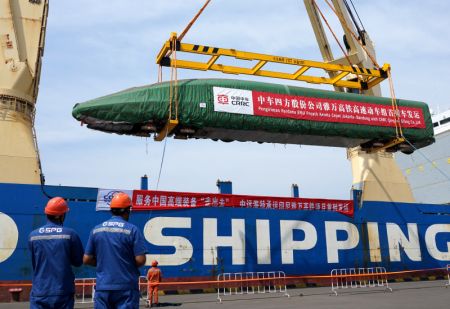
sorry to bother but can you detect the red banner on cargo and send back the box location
[132,190,354,216]
[252,91,425,128]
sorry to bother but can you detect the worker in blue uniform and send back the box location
[83,192,147,309]
[28,197,84,309]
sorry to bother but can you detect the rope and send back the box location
[155,0,210,193]
[173,45,179,120]
[178,0,212,42]
[168,45,174,121]
[158,46,174,189]
[159,67,162,83]
[1,266,447,288]
[323,0,380,69]
[403,138,450,183]
[168,0,212,119]
[30,106,53,199]
[156,125,169,190]
[318,0,403,141]
[311,0,367,93]
[164,0,212,59]
[164,0,211,120]
[312,0,353,68]
[387,69,403,138]
[167,37,179,122]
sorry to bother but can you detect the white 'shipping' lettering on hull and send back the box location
[143,217,450,266]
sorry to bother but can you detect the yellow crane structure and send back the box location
[156,33,390,92]
[303,0,414,203]
[156,0,415,203]
[0,0,48,184]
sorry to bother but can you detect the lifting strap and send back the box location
[154,0,212,141]
[154,33,179,142]
[319,0,405,152]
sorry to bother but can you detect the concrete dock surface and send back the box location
[1,280,449,309]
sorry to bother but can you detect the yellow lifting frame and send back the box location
[366,137,406,154]
[156,33,390,91]
[154,119,179,141]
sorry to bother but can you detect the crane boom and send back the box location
[304,0,415,203]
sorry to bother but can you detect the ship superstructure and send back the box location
[396,110,450,204]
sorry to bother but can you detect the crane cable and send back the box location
[312,1,445,179]
[311,0,368,91]
[320,0,403,140]
[165,0,211,123]
[168,41,178,122]
[403,138,450,184]
[156,124,169,190]
[387,69,403,138]
[342,0,365,45]
[155,0,211,191]
[154,39,177,191]
[311,1,355,70]
[179,0,212,42]
[322,0,380,69]
[347,0,366,30]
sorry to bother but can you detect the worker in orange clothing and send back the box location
[146,260,162,307]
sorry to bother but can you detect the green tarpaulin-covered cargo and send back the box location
[72,79,434,153]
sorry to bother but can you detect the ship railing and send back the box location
[446,264,450,287]
[330,267,392,296]
[217,271,290,303]
[74,278,95,304]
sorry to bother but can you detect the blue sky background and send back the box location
[35,0,450,198]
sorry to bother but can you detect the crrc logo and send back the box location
[217,94,229,104]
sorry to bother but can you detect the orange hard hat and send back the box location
[151,260,158,267]
[44,197,69,216]
[110,192,132,209]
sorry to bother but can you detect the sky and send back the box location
[35,0,450,199]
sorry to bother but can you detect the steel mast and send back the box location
[0,0,48,184]
[304,0,414,202]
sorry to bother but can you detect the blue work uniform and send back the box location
[28,220,84,309]
[85,216,147,309]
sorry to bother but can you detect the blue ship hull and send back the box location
[1,183,449,282]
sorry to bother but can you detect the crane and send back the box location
[0,0,48,185]
[303,0,415,202]
[155,0,416,203]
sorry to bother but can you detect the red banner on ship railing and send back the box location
[132,190,354,216]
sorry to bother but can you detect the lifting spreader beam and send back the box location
[156,33,390,91]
